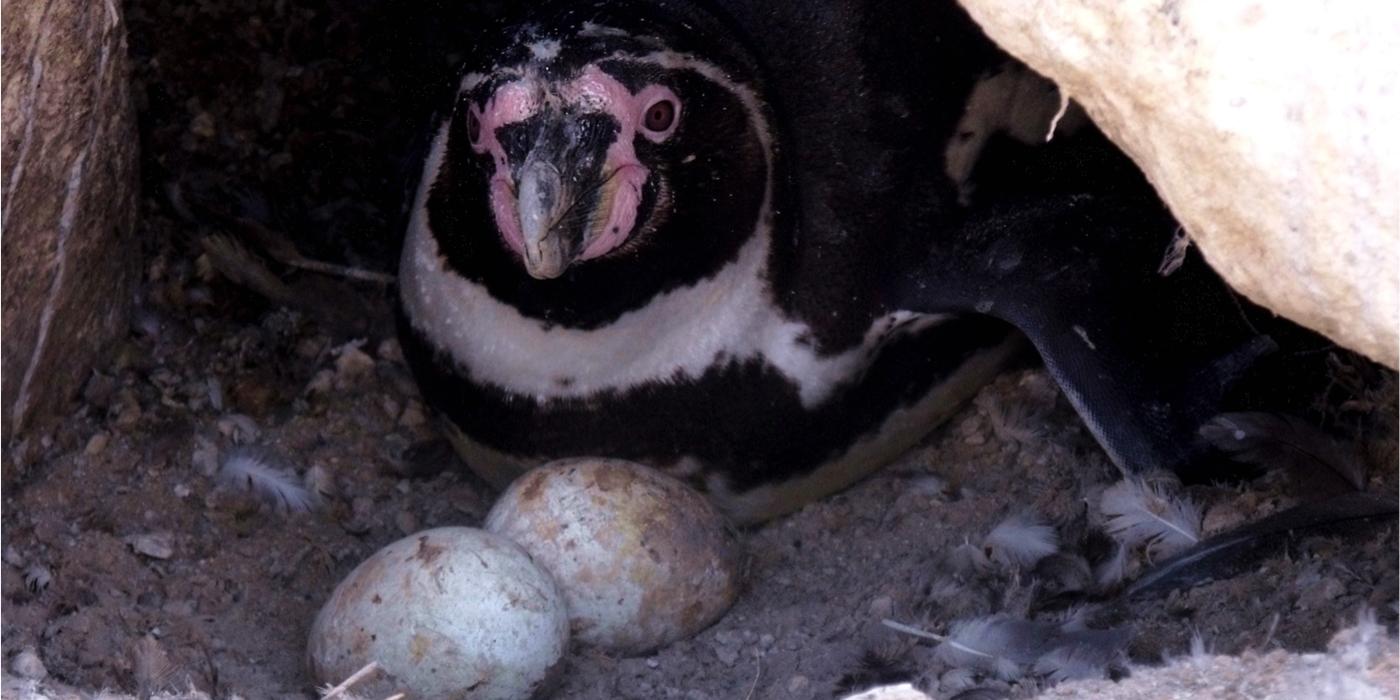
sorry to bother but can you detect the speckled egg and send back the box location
[307,527,568,700]
[484,458,743,656]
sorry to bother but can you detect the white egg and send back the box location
[307,527,568,700]
[485,458,743,656]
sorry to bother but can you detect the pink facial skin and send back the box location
[467,64,681,266]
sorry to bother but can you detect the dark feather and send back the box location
[1123,492,1397,600]
[1200,412,1367,497]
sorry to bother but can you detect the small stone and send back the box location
[714,644,739,666]
[787,675,810,695]
[963,432,986,446]
[126,533,175,560]
[189,111,217,138]
[296,336,327,360]
[305,369,335,396]
[376,338,405,364]
[332,341,375,385]
[758,633,775,649]
[173,483,192,498]
[645,658,660,669]
[869,595,894,619]
[395,511,419,535]
[398,400,428,428]
[191,438,219,476]
[84,432,110,456]
[10,648,47,680]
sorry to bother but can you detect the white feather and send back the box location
[1100,477,1200,558]
[1032,639,1123,682]
[219,447,313,514]
[983,513,1059,569]
[883,616,1057,681]
[1091,538,1131,591]
[947,539,992,575]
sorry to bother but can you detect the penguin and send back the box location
[396,0,1275,525]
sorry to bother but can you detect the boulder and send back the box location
[957,0,1399,368]
[2,0,141,449]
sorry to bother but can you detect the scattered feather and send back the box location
[1091,537,1130,591]
[1030,553,1092,595]
[219,446,314,514]
[1200,412,1366,497]
[1032,641,1121,682]
[1101,477,1200,558]
[23,564,51,593]
[938,667,980,694]
[216,413,261,444]
[133,634,179,696]
[1157,227,1191,276]
[883,616,1055,680]
[947,540,992,575]
[835,647,915,696]
[975,393,1045,445]
[983,514,1059,570]
[1188,630,1211,661]
[1035,627,1131,682]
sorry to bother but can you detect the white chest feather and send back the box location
[400,120,945,409]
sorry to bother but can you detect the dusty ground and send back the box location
[3,1,1398,699]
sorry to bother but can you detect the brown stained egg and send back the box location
[484,458,743,656]
[307,527,568,700]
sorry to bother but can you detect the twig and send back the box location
[282,256,397,285]
[321,661,381,700]
[742,655,763,700]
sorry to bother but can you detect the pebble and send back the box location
[869,595,894,619]
[126,532,176,560]
[84,432,110,456]
[10,648,47,680]
[713,644,739,666]
[786,675,811,696]
[398,400,428,428]
[333,342,375,383]
[395,510,419,535]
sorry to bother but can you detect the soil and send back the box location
[3,1,1397,699]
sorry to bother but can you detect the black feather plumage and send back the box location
[1200,412,1367,497]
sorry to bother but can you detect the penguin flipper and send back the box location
[895,193,1273,476]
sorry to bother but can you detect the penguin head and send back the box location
[423,2,775,325]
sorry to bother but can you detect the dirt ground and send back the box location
[3,1,1398,699]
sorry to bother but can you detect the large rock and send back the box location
[957,0,1399,368]
[2,0,140,447]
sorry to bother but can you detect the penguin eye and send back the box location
[642,99,677,134]
[466,108,483,145]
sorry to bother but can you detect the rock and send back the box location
[1,0,141,462]
[125,533,175,560]
[957,0,1399,368]
[10,648,47,680]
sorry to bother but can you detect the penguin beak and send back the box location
[517,159,576,280]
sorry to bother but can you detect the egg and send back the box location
[307,527,568,700]
[485,458,743,656]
